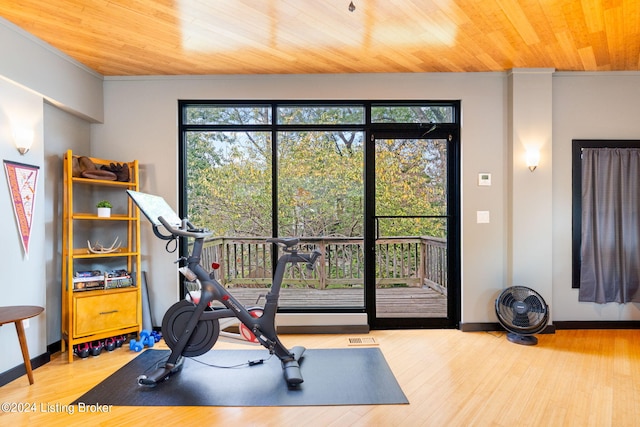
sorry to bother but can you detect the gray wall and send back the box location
[92,70,640,326]
[0,18,101,376]
[552,72,640,320]
[92,73,509,326]
[43,103,91,344]
[0,77,47,373]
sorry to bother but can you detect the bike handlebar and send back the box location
[154,215,213,240]
[152,217,322,270]
[267,238,322,269]
[267,237,299,248]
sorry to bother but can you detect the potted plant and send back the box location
[96,200,112,217]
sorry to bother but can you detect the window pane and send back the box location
[375,138,448,220]
[277,130,365,308]
[376,217,447,240]
[277,131,364,237]
[184,105,272,125]
[371,105,454,123]
[277,105,364,125]
[186,131,272,236]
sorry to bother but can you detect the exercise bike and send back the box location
[134,210,321,388]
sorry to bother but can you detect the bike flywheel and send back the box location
[161,300,220,357]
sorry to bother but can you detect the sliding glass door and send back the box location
[180,101,460,328]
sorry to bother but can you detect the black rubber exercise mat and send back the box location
[72,348,408,406]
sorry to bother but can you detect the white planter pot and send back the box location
[97,207,111,218]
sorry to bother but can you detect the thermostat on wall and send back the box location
[478,173,491,186]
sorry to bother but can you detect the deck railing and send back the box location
[197,236,447,295]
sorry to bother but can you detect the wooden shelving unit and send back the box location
[61,150,142,362]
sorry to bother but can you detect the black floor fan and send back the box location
[495,286,549,346]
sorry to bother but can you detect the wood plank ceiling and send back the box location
[0,0,638,76]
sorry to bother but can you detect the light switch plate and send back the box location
[477,211,490,223]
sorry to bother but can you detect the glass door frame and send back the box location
[178,100,461,325]
[365,123,461,329]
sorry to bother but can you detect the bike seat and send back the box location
[267,237,299,248]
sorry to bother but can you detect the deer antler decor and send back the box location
[87,237,121,254]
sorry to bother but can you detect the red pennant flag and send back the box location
[4,160,39,258]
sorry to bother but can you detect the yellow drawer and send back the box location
[74,290,138,337]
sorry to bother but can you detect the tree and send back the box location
[185,104,448,239]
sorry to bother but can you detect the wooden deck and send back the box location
[210,286,448,318]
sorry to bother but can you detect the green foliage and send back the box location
[371,105,453,123]
[375,138,447,237]
[277,131,363,237]
[186,105,448,239]
[96,200,112,208]
[187,131,272,236]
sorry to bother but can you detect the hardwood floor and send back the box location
[2,329,639,426]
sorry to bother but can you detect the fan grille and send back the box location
[495,286,548,335]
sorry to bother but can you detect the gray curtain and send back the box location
[579,148,640,303]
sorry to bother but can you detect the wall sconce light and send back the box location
[13,127,34,155]
[525,149,540,172]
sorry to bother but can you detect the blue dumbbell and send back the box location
[150,330,163,343]
[129,330,155,351]
[141,330,155,347]
[129,338,143,352]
